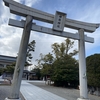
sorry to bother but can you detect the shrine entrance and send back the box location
[3,0,99,100]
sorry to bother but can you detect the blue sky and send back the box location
[0,0,100,66]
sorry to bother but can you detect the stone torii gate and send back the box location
[3,0,99,100]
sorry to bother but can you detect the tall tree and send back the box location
[25,40,36,66]
[31,68,41,80]
[52,55,79,87]
[86,54,100,87]
[36,38,79,87]
[51,38,78,59]
[36,53,54,78]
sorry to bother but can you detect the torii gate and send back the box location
[3,0,99,100]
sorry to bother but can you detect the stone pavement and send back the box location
[29,81,79,100]
[21,80,100,100]
[20,80,66,100]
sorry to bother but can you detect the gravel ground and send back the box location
[0,85,25,100]
[29,81,100,100]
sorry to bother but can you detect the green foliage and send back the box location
[86,54,100,87]
[51,38,78,59]
[36,53,54,77]
[0,64,15,75]
[51,55,79,87]
[0,68,4,75]
[5,65,15,74]
[41,63,53,77]
[36,38,79,87]
[16,40,36,67]
[25,40,36,66]
[31,68,41,80]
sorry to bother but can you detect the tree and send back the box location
[36,53,54,80]
[25,40,36,66]
[17,40,35,67]
[36,38,79,87]
[51,54,79,87]
[86,54,100,88]
[5,65,15,74]
[31,68,41,80]
[0,68,4,76]
[50,38,79,86]
[51,38,78,59]
[0,62,15,76]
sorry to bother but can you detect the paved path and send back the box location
[29,81,79,100]
[20,80,66,100]
[21,80,100,100]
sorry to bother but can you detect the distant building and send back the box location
[23,70,36,80]
[0,55,36,80]
[0,55,16,68]
[0,55,16,78]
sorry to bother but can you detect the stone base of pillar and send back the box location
[5,97,21,100]
[77,98,90,100]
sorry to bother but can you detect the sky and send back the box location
[0,0,100,67]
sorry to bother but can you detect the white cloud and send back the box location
[0,0,100,66]
[14,0,42,7]
[0,26,22,56]
[24,0,42,7]
[29,31,65,64]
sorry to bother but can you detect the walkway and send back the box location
[20,80,66,100]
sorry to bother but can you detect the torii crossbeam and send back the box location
[3,0,99,100]
[4,0,99,32]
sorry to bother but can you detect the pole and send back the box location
[77,29,89,100]
[5,15,33,100]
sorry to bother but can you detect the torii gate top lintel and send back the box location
[3,0,99,33]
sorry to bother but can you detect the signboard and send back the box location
[53,11,66,32]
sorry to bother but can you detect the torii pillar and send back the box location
[78,29,88,100]
[5,15,33,100]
